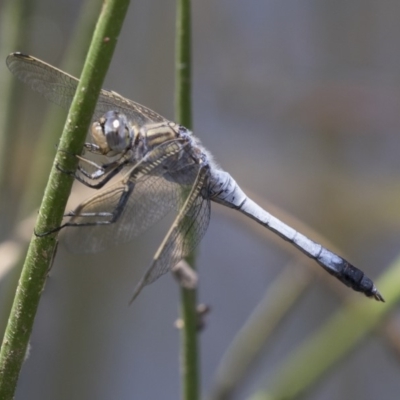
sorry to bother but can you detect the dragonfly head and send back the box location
[91,111,134,155]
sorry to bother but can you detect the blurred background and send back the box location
[1,0,400,399]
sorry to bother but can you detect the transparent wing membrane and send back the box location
[130,166,211,302]
[64,139,194,252]
[64,173,180,253]
[6,53,167,124]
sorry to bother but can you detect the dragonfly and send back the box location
[6,52,384,303]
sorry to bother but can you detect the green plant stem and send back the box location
[20,0,102,215]
[175,0,192,128]
[0,0,33,220]
[208,266,310,400]
[0,0,102,350]
[0,0,34,343]
[0,0,130,398]
[249,259,398,400]
[175,0,199,399]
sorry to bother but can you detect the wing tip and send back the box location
[128,280,146,305]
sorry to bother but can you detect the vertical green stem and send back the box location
[175,0,199,399]
[0,0,34,220]
[0,1,130,398]
[175,0,192,128]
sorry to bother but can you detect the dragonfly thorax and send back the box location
[141,121,184,149]
[91,110,134,156]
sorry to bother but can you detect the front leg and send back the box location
[74,154,129,188]
[83,142,102,154]
[56,148,128,189]
[74,160,126,189]
[57,158,124,189]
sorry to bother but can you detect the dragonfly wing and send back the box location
[64,173,180,253]
[63,138,189,253]
[130,166,211,303]
[6,53,167,124]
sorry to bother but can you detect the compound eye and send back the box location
[102,111,132,152]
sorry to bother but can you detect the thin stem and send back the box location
[175,0,199,399]
[0,0,102,349]
[249,261,397,400]
[0,1,130,398]
[208,266,310,400]
[20,0,102,215]
[0,0,34,225]
[175,0,192,128]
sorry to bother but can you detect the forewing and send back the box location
[6,53,167,124]
[130,166,211,302]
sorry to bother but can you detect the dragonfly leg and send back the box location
[83,143,102,154]
[34,226,61,236]
[63,179,135,227]
[36,180,134,236]
[75,154,107,174]
[56,153,128,189]
[74,157,126,189]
